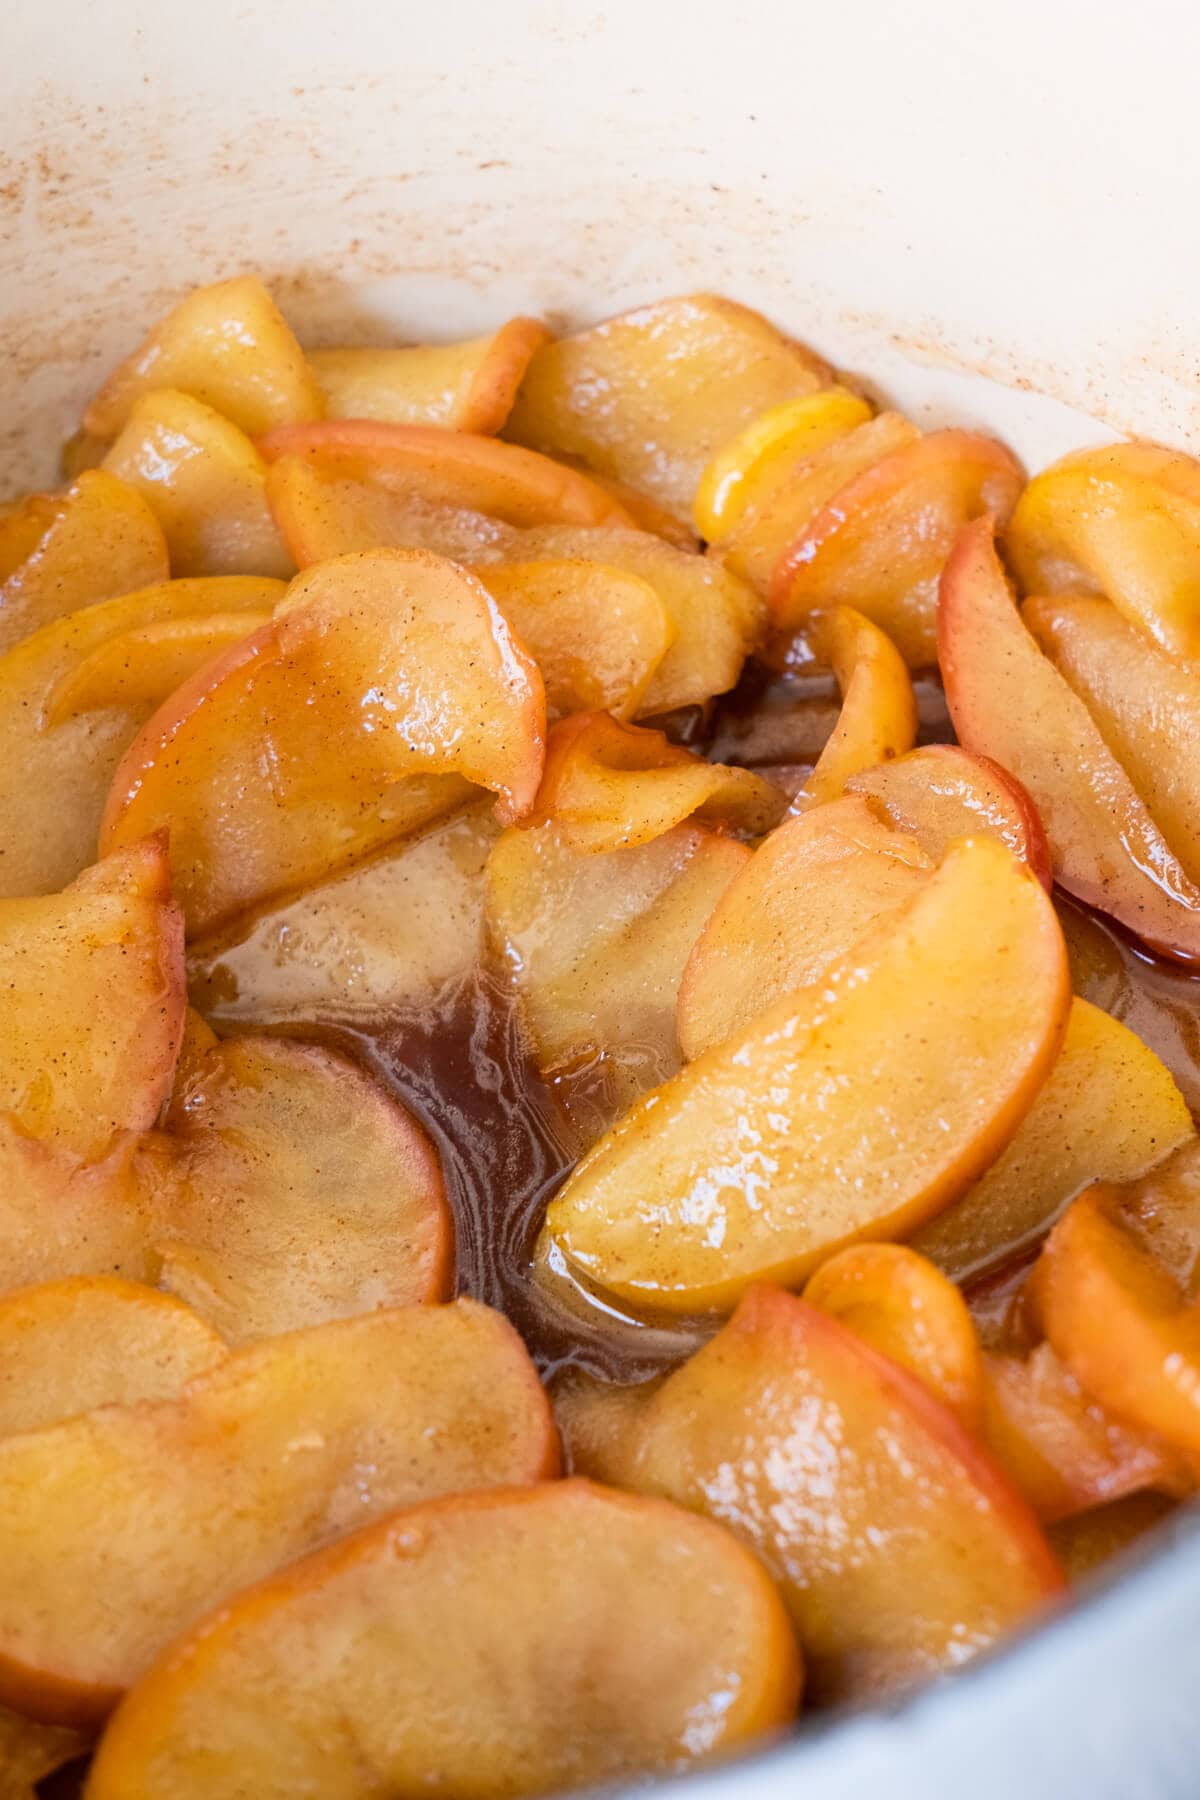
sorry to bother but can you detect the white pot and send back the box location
[4,1,1199,1792]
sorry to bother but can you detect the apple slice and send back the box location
[0,1277,226,1437]
[846,743,1052,886]
[1120,1139,1200,1292]
[693,387,874,541]
[47,611,271,721]
[310,317,550,432]
[191,801,498,1029]
[1006,443,1200,659]
[473,559,673,720]
[940,517,1200,961]
[104,390,292,579]
[0,576,283,901]
[145,1032,452,1341]
[0,1122,148,1295]
[546,835,1069,1312]
[804,1243,985,1427]
[101,549,545,935]
[557,1285,1062,1704]
[713,412,921,595]
[791,606,918,809]
[505,293,830,518]
[88,1480,799,1800]
[0,838,184,1159]
[486,820,749,1135]
[677,794,933,1060]
[525,711,786,852]
[1028,1186,1200,1456]
[1049,1493,1177,1584]
[910,998,1193,1281]
[0,470,169,655]
[771,430,1024,666]
[982,1342,1190,1523]
[0,1300,557,1727]
[1025,591,1200,887]
[84,275,323,441]
[0,492,60,578]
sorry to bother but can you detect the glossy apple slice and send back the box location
[792,606,918,809]
[0,576,283,900]
[0,492,60,578]
[47,611,271,721]
[0,838,184,1159]
[526,711,785,853]
[104,390,292,579]
[191,801,498,1029]
[0,1300,557,1727]
[910,998,1192,1281]
[1025,591,1200,887]
[505,293,830,518]
[1029,1186,1200,1456]
[1006,443,1200,659]
[547,835,1069,1312]
[714,411,921,595]
[0,471,169,654]
[771,430,1024,667]
[101,549,545,935]
[84,275,323,441]
[846,743,1052,886]
[310,317,550,432]
[0,1278,225,1437]
[693,386,873,540]
[486,820,749,1135]
[982,1342,1189,1523]
[87,1480,799,1800]
[557,1285,1062,1703]
[940,517,1200,961]
[474,559,673,719]
[677,794,932,1060]
[804,1243,985,1427]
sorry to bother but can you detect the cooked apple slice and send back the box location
[0,1277,225,1437]
[713,412,921,595]
[677,794,933,1060]
[1025,590,1200,887]
[910,999,1193,1281]
[87,1479,799,1800]
[0,576,282,900]
[558,1285,1062,1703]
[0,1300,557,1726]
[547,835,1069,1312]
[473,560,673,720]
[101,549,545,935]
[310,317,550,433]
[526,712,785,853]
[486,820,749,1135]
[1119,1140,1200,1292]
[804,1243,985,1427]
[792,606,918,809]
[103,389,292,578]
[567,469,700,549]
[0,1704,89,1800]
[771,430,1023,666]
[145,1032,452,1341]
[505,294,830,519]
[0,492,60,578]
[0,838,184,1159]
[47,611,271,721]
[0,1121,148,1295]
[191,801,498,1029]
[982,1342,1189,1523]
[1029,1186,1200,1456]
[1006,443,1200,659]
[940,517,1200,961]
[693,387,874,541]
[1048,1492,1177,1584]
[0,471,169,655]
[84,275,323,441]
[846,743,1052,886]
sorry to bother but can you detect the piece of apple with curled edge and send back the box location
[556,1284,1063,1705]
[86,1480,800,1800]
[790,605,918,810]
[311,316,549,432]
[846,742,1052,885]
[100,549,547,938]
[0,576,283,901]
[546,834,1069,1313]
[524,711,786,854]
[693,386,874,542]
[940,516,1200,961]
